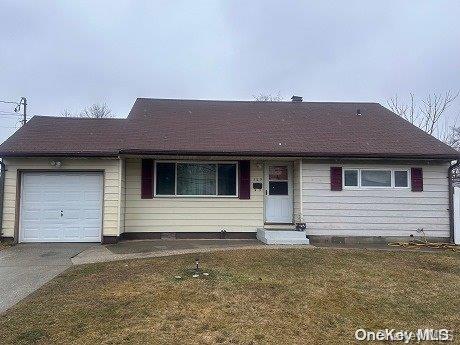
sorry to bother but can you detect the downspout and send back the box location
[448,160,460,243]
[0,159,5,241]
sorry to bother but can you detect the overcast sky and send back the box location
[1,0,459,142]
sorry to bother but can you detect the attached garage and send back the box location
[19,172,103,243]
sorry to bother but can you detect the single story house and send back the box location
[0,97,458,244]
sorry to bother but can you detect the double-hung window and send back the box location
[343,169,409,188]
[155,162,237,197]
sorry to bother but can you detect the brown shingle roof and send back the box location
[0,117,126,157]
[0,98,458,159]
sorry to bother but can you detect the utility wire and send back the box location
[0,100,19,105]
[0,113,21,117]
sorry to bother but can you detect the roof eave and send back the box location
[118,149,460,161]
[0,149,458,161]
[0,151,120,158]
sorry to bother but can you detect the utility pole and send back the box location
[13,97,27,126]
[21,97,27,126]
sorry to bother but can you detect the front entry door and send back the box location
[264,163,293,223]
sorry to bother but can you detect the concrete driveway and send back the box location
[0,243,95,314]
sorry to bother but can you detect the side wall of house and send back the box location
[118,158,126,235]
[124,158,264,233]
[1,157,121,239]
[301,161,450,238]
[293,159,302,222]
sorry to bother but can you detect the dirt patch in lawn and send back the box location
[0,248,459,345]
[0,241,12,251]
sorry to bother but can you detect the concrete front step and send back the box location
[257,228,310,245]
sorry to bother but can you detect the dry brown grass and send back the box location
[0,248,459,344]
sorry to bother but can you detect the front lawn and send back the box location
[1,248,459,344]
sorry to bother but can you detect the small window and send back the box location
[218,164,237,195]
[342,168,411,189]
[269,181,288,195]
[361,170,391,187]
[156,163,175,195]
[269,166,288,180]
[394,170,409,187]
[344,169,358,187]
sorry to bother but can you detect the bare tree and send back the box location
[387,91,459,136]
[60,109,73,117]
[441,123,460,150]
[253,93,283,102]
[61,103,113,118]
[80,103,112,118]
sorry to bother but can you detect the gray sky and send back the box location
[1,0,459,142]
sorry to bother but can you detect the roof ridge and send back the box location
[135,97,380,105]
[31,115,126,120]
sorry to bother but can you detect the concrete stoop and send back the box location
[257,228,310,245]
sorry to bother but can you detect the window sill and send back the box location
[153,195,239,198]
[342,187,410,190]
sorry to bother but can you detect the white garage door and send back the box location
[20,172,103,243]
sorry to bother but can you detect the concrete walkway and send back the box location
[0,243,94,314]
[71,239,457,265]
[72,239,311,265]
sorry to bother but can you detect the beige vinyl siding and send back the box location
[302,161,450,238]
[124,158,264,233]
[293,159,302,222]
[1,157,121,238]
[118,158,126,235]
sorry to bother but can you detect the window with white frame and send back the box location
[343,169,409,188]
[155,162,238,196]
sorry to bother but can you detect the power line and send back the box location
[0,113,21,117]
[0,100,19,105]
[0,97,27,125]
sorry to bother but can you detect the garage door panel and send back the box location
[23,191,46,203]
[64,209,82,220]
[21,210,41,221]
[21,220,41,230]
[82,174,102,184]
[41,210,60,220]
[63,191,84,201]
[83,202,101,210]
[22,228,39,240]
[42,226,62,240]
[84,227,100,238]
[84,191,102,202]
[23,174,44,185]
[20,172,102,243]
[63,227,80,239]
[84,209,101,220]
[43,192,61,201]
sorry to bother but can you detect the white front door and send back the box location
[264,163,293,223]
[20,172,103,243]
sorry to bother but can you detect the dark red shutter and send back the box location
[238,160,250,199]
[411,167,423,192]
[330,167,343,191]
[141,159,154,199]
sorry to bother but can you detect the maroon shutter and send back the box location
[411,167,423,192]
[141,159,154,199]
[330,167,342,191]
[238,160,250,199]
